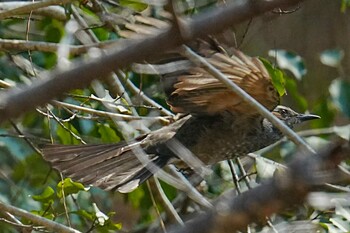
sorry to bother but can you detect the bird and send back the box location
[42,40,320,193]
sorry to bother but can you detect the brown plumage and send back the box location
[163,49,279,116]
[42,40,319,193]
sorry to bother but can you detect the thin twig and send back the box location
[150,177,184,225]
[0,0,74,20]
[59,173,72,227]
[147,181,167,233]
[0,38,118,55]
[51,100,171,123]
[226,160,241,194]
[46,107,86,144]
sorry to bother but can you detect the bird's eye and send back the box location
[280,109,287,115]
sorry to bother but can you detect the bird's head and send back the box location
[272,105,320,128]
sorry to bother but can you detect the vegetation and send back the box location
[0,0,349,232]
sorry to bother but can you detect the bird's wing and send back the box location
[163,50,280,116]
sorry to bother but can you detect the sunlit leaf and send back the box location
[320,49,344,68]
[268,50,306,80]
[260,58,286,96]
[31,186,55,204]
[119,0,148,11]
[329,78,350,117]
[57,178,87,198]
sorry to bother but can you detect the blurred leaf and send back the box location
[311,98,336,128]
[333,125,350,140]
[334,199,350,222]
[341,0,350,12]
[96,220,122,232]
[57,178,87,198]
[255,156,280,179]
[98,124,121,143]
[320,49,344,67]
[30,210,55,220]
[330,216,350,232]
[92,27,110,41]
[56,122,81,145]
[329,78,350,117]
[12,153,52,186]
[127,187,145,208]
[285,78,308,110]
[32,186,55,204]
[74,209,95,221]
[260,58,286,96]
[305,136,330,149]
[43,19,64,43]
[268,50,306,80]
[119,0,148,11]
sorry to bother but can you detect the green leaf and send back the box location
[127,187,145,208]
[74,210,95,221]
[320,49,344,68]
[260,58,286,96]
[98,124,121,143]
[30,210,55,220]
[57,178,87,198]
[329,78,350,117]
[341,0,350,12]
[32,186,55,204]
[268,50,306,80]
[285,78,308,110]
[56,122,81,145]
[92,27,110,41]
[119,0,148,11]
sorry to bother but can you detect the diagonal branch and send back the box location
[0,0,304,123]
[0,201,81,233]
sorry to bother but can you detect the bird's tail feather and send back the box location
[42,142,169,193]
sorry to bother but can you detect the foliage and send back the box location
[0,0,349,232]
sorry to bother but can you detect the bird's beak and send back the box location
[297,113,321,122]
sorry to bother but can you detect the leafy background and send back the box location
[0,0,349,232]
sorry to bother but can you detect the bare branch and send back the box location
[0,0,74,20]
[0,2,67,21]
[0,38,118,55]
[51,100,171,123]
